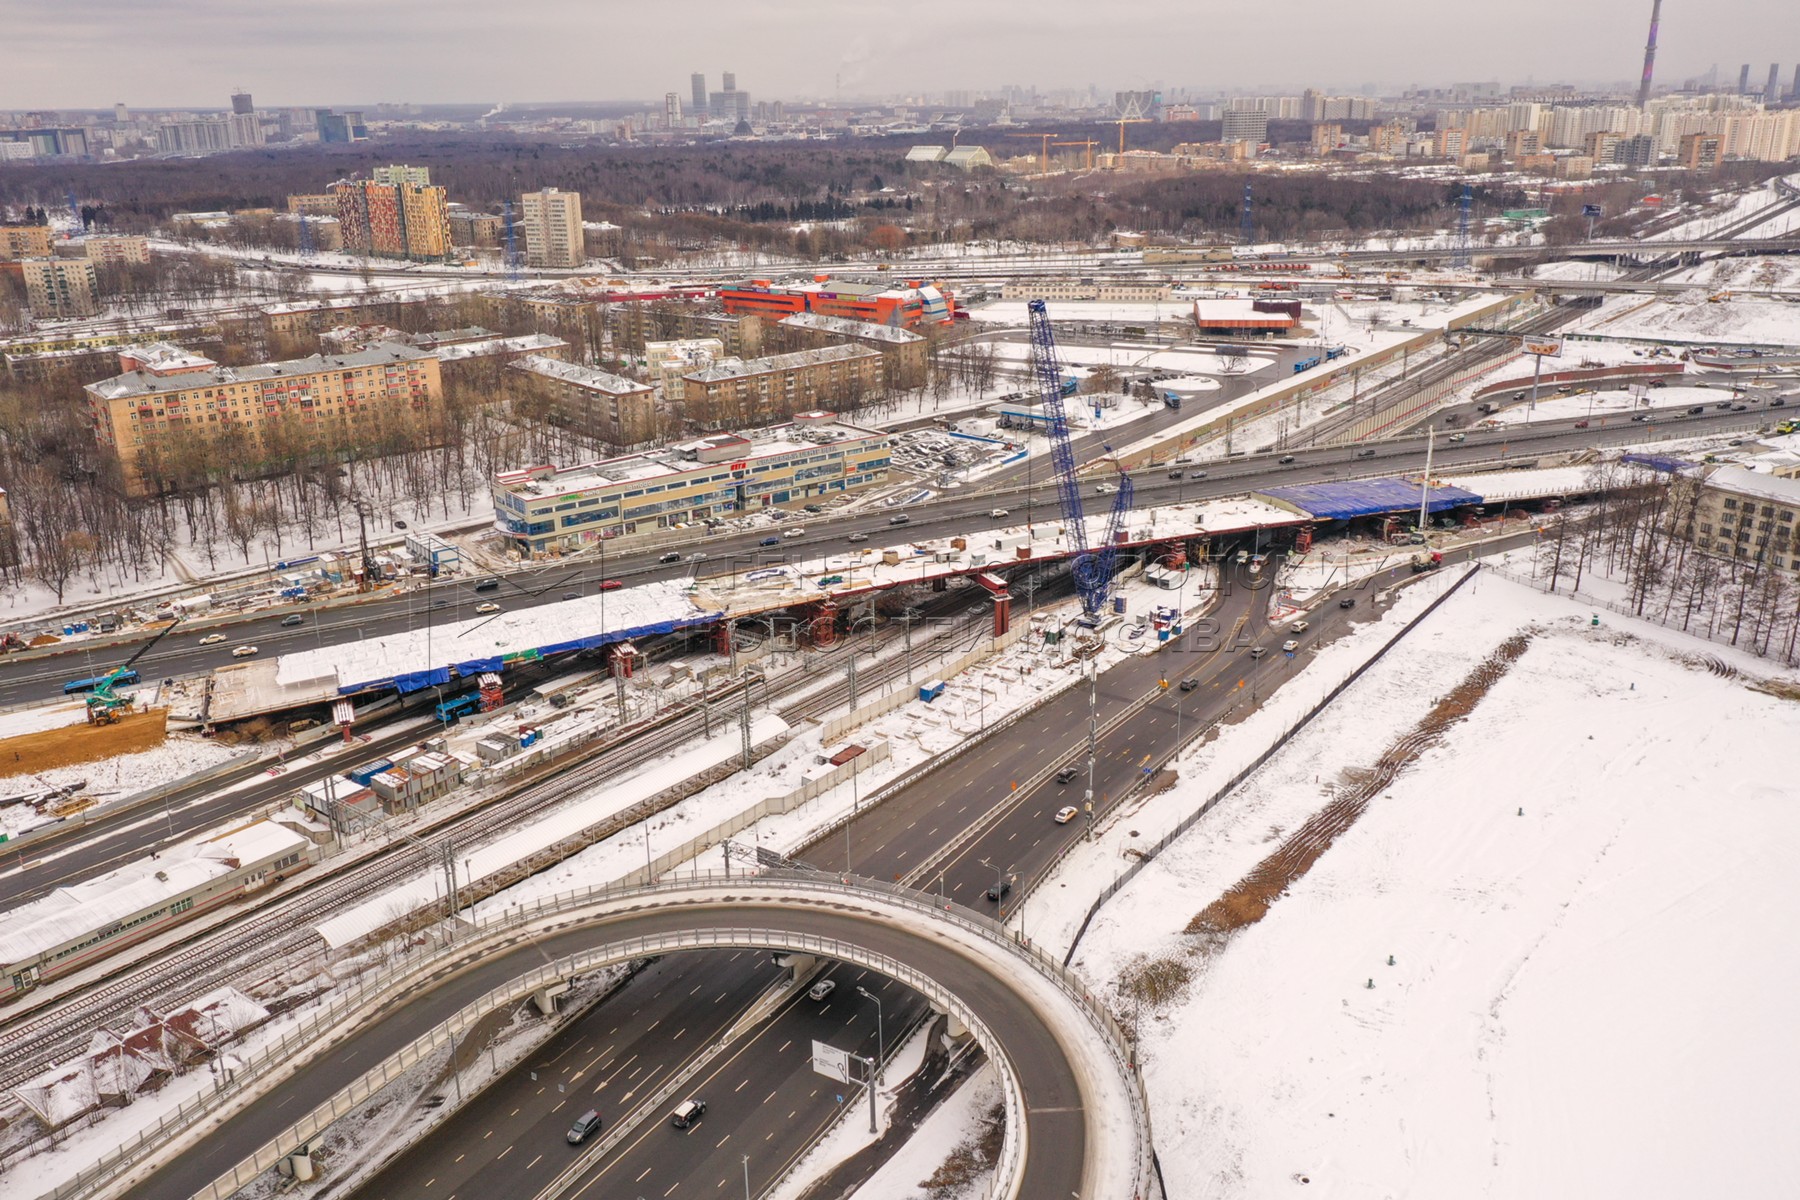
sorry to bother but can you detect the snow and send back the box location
[1064,572,1800,1199]
[0,700,90,740]
[1478,385,1717,426]
[845,1063,1000,1200]
[985,339,1277,379]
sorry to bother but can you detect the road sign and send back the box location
[1582,204,1604,218]
[811,1040,853,1083]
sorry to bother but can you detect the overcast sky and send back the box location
[3,0,1786,110]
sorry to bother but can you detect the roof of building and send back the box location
[433,333,567,363]
[1256,478,1484,520]
[1192,300,1299,327]
[508,353,650,394]
[777,312,925,345]
[943,145,992,166]
[85,341,432,401]
[905,146,948,162]
[684,342,881,384]
[121,342,217,374]
[1701,464,1800,507]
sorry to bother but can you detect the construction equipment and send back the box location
[1053,139,1101,171]
[1025,299,1134,620]
[1110,117,1152,155]
[85,616,183,724]
[1006,132,1063,171]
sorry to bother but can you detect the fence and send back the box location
[1057,565,1485,964]
[58,873,1153,1200]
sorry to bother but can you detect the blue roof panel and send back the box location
[1258,478,1485,520]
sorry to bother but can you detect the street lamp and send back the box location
[856,985,885,1083]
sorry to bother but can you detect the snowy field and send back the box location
[1069,573,1800,1199]
[1480,384,1720,426]
[985,340,1276,379]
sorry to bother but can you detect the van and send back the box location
[475,579,501,593]
[670,1099,707,1129]
[567,1110,603,1144]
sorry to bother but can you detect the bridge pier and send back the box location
[530,981,569,1015]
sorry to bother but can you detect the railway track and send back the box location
[0,598,1007,1090]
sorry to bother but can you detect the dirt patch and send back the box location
[920,1099,1006,1200]
[1117,953,1195,1007]
[1186,631,1535,943]
[1749,678,1800,703]
[0,707,168,778]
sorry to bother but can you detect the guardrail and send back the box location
[58,872,1152,1200]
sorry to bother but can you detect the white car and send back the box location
[1282,639,1301,653]
[990,508,1009,519]
[847,532,868,543]
[1054,805,1079,825]
[1289,620,1309,633]
[475,602,501,615]
[1094,483,1116,495]
[199,633,227,645]
[808,979,836,1002]
[231,644,258,658]
[784,528,805,539]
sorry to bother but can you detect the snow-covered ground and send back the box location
[1065,572,1800,1199]
[1480,384,1718,426]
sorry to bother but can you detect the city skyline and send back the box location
[4,0,1795,109]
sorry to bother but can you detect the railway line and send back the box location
[0,595,1011,1092]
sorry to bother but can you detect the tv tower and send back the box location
[1636,0,1663,108]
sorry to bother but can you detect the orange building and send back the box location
[332,176,451,263]
[719,277,954,328]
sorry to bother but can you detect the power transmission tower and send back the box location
[1452,184,1473,270]
[298,213,315,258]
[503,200,521,281]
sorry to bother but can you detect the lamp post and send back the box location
[857,985,885,1083]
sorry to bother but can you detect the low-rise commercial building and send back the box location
[682,344,885,430]
[84,342,442,493]
[719,277,954,328]
[23,258,99,318]
[507,354,659,447]
[490,411,890,555]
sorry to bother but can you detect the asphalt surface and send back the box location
[127,898,1088,1200]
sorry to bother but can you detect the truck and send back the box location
[1410,551,1444,573]
[918,679,947,703]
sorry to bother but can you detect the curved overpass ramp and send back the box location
[84,875,1154,1200]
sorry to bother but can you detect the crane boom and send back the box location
[1027,298,1090,558]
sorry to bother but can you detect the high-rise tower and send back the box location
[690,73,707,117]
[1636,0,1663,107]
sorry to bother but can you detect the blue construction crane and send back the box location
[503,200,521,281]
[1240,182,1255,244]
[1025,299,1134,619]
[67,191,83,234]
[297,212,315,258]
[1452,183,1473,270]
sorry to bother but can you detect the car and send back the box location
[847,532,869,542]
[567,1110,603,1145]
[598,579,623,591]
[1169,469,1185,479]
[1733,404,1748,411]
[1249,645,1267,658]
[985,878,1013,902]
[198,633,227,645]
[1278,454,1297,464]
[759,536,782,546]
[1632,413,1652,422]
[803,504,824,514]
[1339,597,1356,609]
[1447,433,1467,442]
[1190,470,1208,480]
[1716,401,1733,411]
[561,592,580,601]
[659,551,682,563]
[1688,406,1707,415]
[688,551,707,561]
[231,644,258,658]
[670,1099,707,1129]
[475,602,501,615]
[280,614,305,627]
[1773,398,1787,407]
[393,519,408,530]
[1095,483,1116,494]
[475,579,501,592]
[1055,764,1080,784]
[1179,677,1200,692]
[1290,620,1309,633]
[1572,420,1589,429]
[808,979,837,1002]
[1282,639,1301,652]
[431,599,447,609]
[1356,448,1377,457]
[1054,805,1079,824]
[990,508,1009,518]
[889,514,910,526]
[784,528,806,538]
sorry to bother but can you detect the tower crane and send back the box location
[1006,132,1063,172]
[1026,299,1135,621]
[1110,117,1152,156]
[1053,139,1101,171]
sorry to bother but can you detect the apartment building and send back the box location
[84,235,151,267]
[332,173,451,262]
[773,312,927,390]
[644,338,726,402]
[682,344,885,430]
[84,342,442,493]
[23,258,99,318]
[1679,132,1724,171]
[1679,466,1800,575]
[490,411,890,555]
[605,304,765,356]
[507,354,659,448]
[520,188,584,269]
[285,193,339,216]
[1220,110,1269,146]
[0,223,53,261]
[448,209,505,247]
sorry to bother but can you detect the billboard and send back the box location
[1521,337,1565,358]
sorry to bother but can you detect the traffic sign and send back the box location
[812,1040,853,1083]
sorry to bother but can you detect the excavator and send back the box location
[85,616,183,725]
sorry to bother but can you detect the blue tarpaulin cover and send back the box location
[1257,478,1485,520]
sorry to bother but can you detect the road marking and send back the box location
[636,1167,652,1182]
[496,1146,512,1160]
[527,1154,542,1170]
[672,1027,686,1041]
[716,1134,731,1148]
[735,1078,749,1092]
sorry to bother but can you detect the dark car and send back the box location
[1632,413,1652,422]
[1169,469,1185,479]
[1732,404,1748,411]
[475,579,501,592]
[562,592,580,600]
[1339,597,1356,609]
[1773,398,1787,407]
[1572,420,1589,429]
[1055,765,1080,784]
[567,1110,603,1145]
[670,1099,707,1129]
[1688,406,1707,415]
[659,551,682,563]
[1356,448,1376,457]
[985,878,1013,902]
[760,536,782,546]
[1278,454,1297,464]
[1716,402,1733,411]
[1179,677,1200,692]
[803,504,824,514]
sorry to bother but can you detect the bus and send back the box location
[63,669,138,695]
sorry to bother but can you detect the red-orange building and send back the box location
[719,276,955,328]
